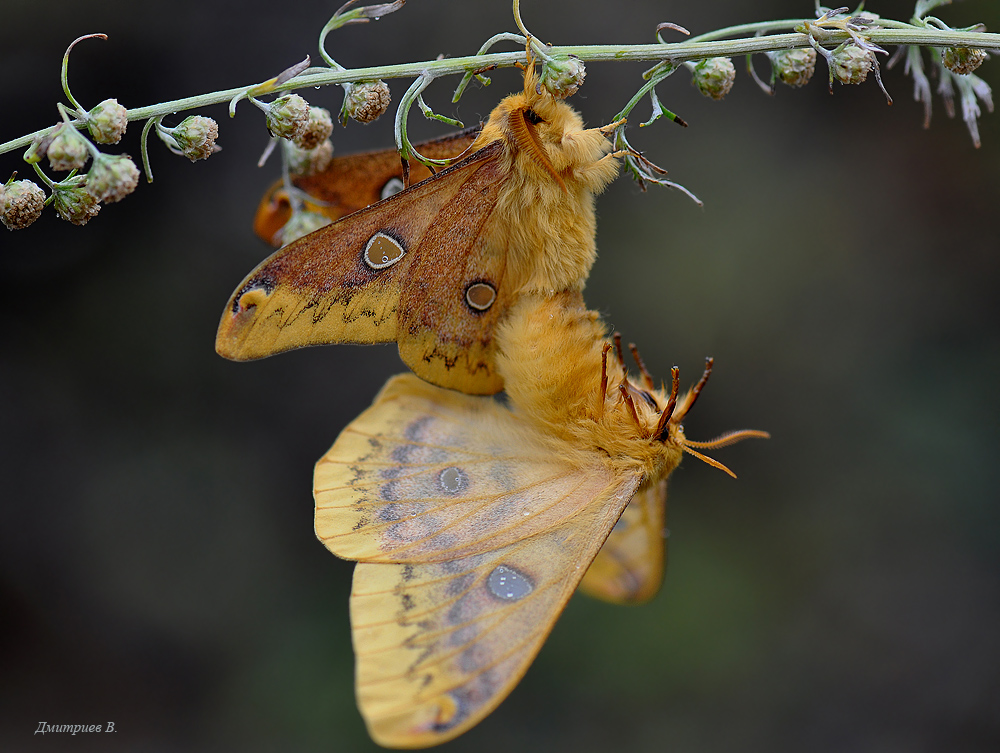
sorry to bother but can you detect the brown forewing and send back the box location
[218,140,510,394]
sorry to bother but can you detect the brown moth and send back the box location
[252,128,480,248]
[216,64,622,395]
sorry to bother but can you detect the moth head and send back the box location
[601,339,769,479]
[477,60,609,192]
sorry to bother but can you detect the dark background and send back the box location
[2,1,998,750]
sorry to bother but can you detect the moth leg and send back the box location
[596,342,612,421]
[654,367,681,441]
[612,332,625,369]
[675,357,714,422]
[618,382,644,435]
[599,118,627,134]
[629,343,655,390]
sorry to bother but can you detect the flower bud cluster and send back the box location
[87,99,128,144]
[51,175,101,226]
[277,210,332,246]
[831,44,873,85]
[1,180,46,230]
[343,81,391,124]
[285,139,334,177]
[540,55,586,99]
[46,124,90,171]
[692,57,736,100]
[86,154,140,203]
[159,116,220,161]
[942,47,988,76]
[769,48,817,88]
[266,94,311,140]
[294,107,334,150]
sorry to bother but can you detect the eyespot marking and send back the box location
[380,177,405,200]
[232,276,275,314]
[486,564,534,602]
[465,282,497,312]
[438,466,467,494]
[363,232,405,270]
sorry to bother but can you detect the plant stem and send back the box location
[3,24,999,157]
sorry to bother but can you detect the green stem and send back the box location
[3,25,999,157]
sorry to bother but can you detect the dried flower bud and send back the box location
[266,94,310,140]
[2,180,46,230]
[770,48,817,88]
[540,55,586,99]
[286,139,334,177]
[87,99,129,144]
[942,47,988,76]
[831,44,873,86]
[692,57,736,100]
[52,176,100,225]
[277,210,332,246]
[47,125,90,171]
[344,80,391,124]
[86,154,140,203]
[293,107,334,150]
[168,115,220,161]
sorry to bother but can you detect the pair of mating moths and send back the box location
[217,64,765,748]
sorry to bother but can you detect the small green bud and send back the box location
[692,57,736,100]
[942,47,988,76]
[266,94,310,140]
[276,210,332,246]
[86,153,140,203]
[52,176,101,225]
[167,115,220,161]
[831,44,872,86]
[47,124,90,171]
[770,48,817,88]
[343,81,391,124]
[87,99,129,144]
[293,107,334,150]
[1,180,46,230]
[286,139,334,177]
[540,55,586,99]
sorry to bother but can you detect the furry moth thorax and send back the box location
[471,65,622,294]
[495,293,766,480]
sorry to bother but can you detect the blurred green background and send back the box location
[2,1,998,750]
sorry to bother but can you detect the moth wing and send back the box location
[314,374,622,563]
[217,140,510,394]
[350,474,642,748]
[253,128,480,246]
[578,478,667,604]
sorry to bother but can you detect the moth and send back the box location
[252,128,480,248]
[217,65,623,395]
[313,292,767,747]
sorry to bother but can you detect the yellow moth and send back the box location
[314,292,767,747]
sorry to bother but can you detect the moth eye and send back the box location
[380,177,405,200]
[486,564,534,602]
[363,232,406,270]
[464,282,497,312]
[523,108,544,125]
[437,466,467,494]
